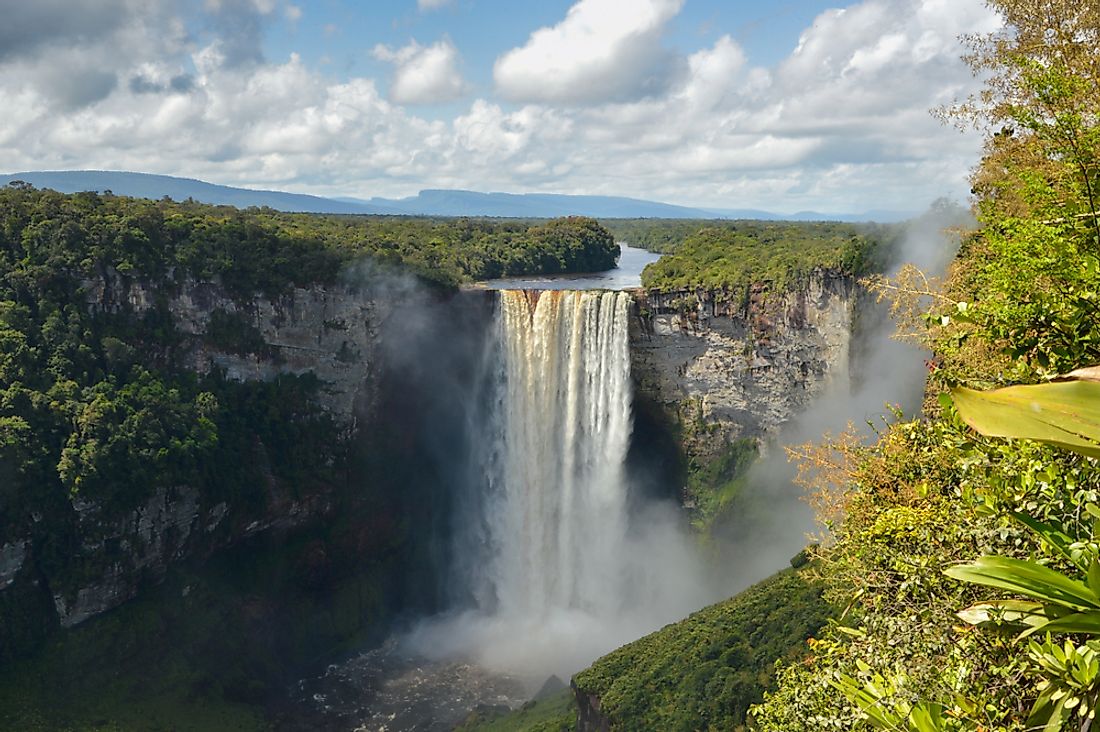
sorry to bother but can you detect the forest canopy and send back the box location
[635,221,881,293]
[0,185,620,294]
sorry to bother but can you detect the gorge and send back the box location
[0,193,905,729]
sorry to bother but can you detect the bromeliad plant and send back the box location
[944,369,1100,730]
[830,667,953,732]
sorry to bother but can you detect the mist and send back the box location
[710,203,974,591]
[403,499,709,686]
[393,290,715,688]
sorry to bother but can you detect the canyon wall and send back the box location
[0,269,439,648]
[629,268,856,462]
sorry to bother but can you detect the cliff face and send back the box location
[629,269,856,461]
[83,269,395,423]
[1,270,407,641]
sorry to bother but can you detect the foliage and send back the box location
[638,223,876,294]
[0,520,401,731]
[754,3,1100,729]
[0,187,620,528]
[570,569,830,731]
[684,437,758,530]
[831,669,953,732]
[939,376,1100,729]
[456,691,576,732]
[0,186,619,294]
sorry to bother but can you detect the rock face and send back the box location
[0,270,416,644]
[573,680,611,732]
[83,269,397,423]
[629,269,856,460]
[0,541,27,591]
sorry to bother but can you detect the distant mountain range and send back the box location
[2,170,914,222]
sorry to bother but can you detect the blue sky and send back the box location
[257,2,843,87]
[0,0,1002,212]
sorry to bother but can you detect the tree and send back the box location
[949,1,1100,243]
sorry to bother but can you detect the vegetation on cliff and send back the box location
[749,1,1100,728]
[570,569,829,731]
[636,220,879,295]
[0,187,619,538]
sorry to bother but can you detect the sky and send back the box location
[0,0,1003,213]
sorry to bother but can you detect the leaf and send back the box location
[956,600,1046,628]
[1027,683,1072,732]
[951,381,1100,458]
[1012,511,1088,573]
[944,555,1100,612]
[829,675,902,730]
[910,703,946,732]
[1022,610,1100,639]
[1089,559,1100,598]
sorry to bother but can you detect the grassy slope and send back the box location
[456,691,576,732]
[571,569,829,731]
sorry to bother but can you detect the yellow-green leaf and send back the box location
[951,380,1100,458]
[956,600,1046,628]
[944,555,1100,611]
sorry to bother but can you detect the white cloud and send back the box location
[372,39,469,105]
[493,0,685,105]
[417,0,452,10]
[0,0,1004,214]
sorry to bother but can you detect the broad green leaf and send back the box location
[910,704,945,732]
[944,555,1100,611]
[951,381,1100,458]
[1027,684,1072,732]
[1089,558,1100,597]
[1022,610,1100,639]
[1012,511,1088,572]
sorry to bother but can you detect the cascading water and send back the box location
[300,286,710,727]
[489,289,633,617]
[411,288,708,682]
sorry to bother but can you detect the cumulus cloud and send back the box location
[372,39,469,105]
[0,0,132,63]
[493,0,685,105]
[0,0,1003,214]
[200,0,278,68]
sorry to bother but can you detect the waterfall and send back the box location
[413,287,706,681]
[488,290,634,617]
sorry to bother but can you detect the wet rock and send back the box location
[289,641,528,732]
[0,540,27,590]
